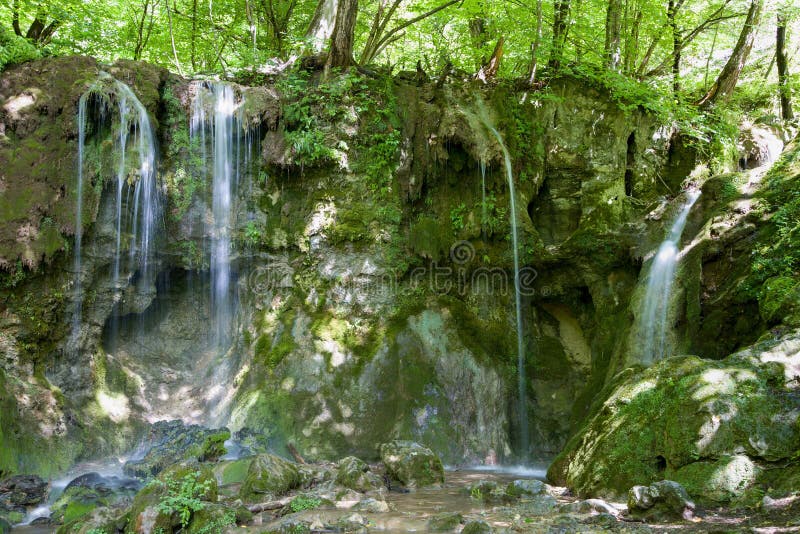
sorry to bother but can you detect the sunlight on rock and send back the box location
[97,390,130,423]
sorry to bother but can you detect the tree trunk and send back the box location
[697,0,764,107]
[306,0,340,54]
[624,7,642,75]
[668,0,681,93]
[777,12,794,119]
[325,0,358,69]
[549,0,571,71]
[604,0,622,71]
[527,0,543,84]
[475,37,504,82]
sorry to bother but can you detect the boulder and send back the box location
[506,479,547,498]
[379,441,444,490]
[427,512,462,531]
[0,475,48,506]
[335,457,382,492]
[518,494,559,515]
[462,520,492,534]
[628,480,695,521]
[560,498,620,516]
[51,472,141,525]
[124,421,230,479]
[239,454,300,502]
[353,497,390,513]
[548,336,800,502]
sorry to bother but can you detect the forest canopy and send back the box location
[0,0,797,118]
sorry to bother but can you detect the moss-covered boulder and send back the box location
[239,454,300,502]
[123,421,230,479]
[0,475,47,506]
[51,472,140,525]
[379,441,444,490]
[548,330,800,503]
[627,480,695,521]
[334,457,382,492]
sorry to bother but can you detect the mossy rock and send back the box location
[185,504,237,534]
[123,422,230,479]
[334,456,382,492]
[548,333,800,502]
[671,455,759,504]
[239,454,300,502]
[379,441,445,490]
[427,512,462,531]
[759,276,800,325]
[214,458,253,486]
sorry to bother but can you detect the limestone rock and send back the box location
[628,480,695,520]
[0,475,47,506]
[123,421,230,479]
[379,441,444,490]
[335,456,382,492]
[239,454,300,502]
[427,511,463,531]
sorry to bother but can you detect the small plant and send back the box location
[150,471,214,528]
[469,486,483,500]
[86,529,108,534]
[289,495,323,512]
[450,203,468,233]
[243,221,262,247]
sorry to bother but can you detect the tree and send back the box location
[777,9,794,119]
[11,0,61,45]
[549,0,571,71]
[697,0,764,107]
[324,0,357,69]
[605,0,623,71]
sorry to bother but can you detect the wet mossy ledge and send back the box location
[0,53,798,520]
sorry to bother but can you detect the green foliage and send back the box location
[0,26,41,71]
[0,260,28,289]
[450,203,468,233]
[243,221,263,247]
[149,471,214,528]
[289,495,322,513]
[192,509,236,534]
[86,529,108,534]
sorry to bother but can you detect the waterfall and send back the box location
[638,189,701,363]
[190,81,257,347]
[71,75,161,350]
[485,125,529,457]
[480,160,487,233]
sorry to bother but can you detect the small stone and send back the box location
[337,512,368,533]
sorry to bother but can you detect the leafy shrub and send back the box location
[149,471,214,528]
[0,26,41,72]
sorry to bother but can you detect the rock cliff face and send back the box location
[3,55,788,480]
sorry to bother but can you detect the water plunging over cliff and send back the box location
[638,189,701,363]
[71,75,161,350]
[190,82,249,345]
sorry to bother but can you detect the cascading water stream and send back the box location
[485,125,529,457]
[190,82,240,345]
[71,76,161,351]
[638,189,701,363]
